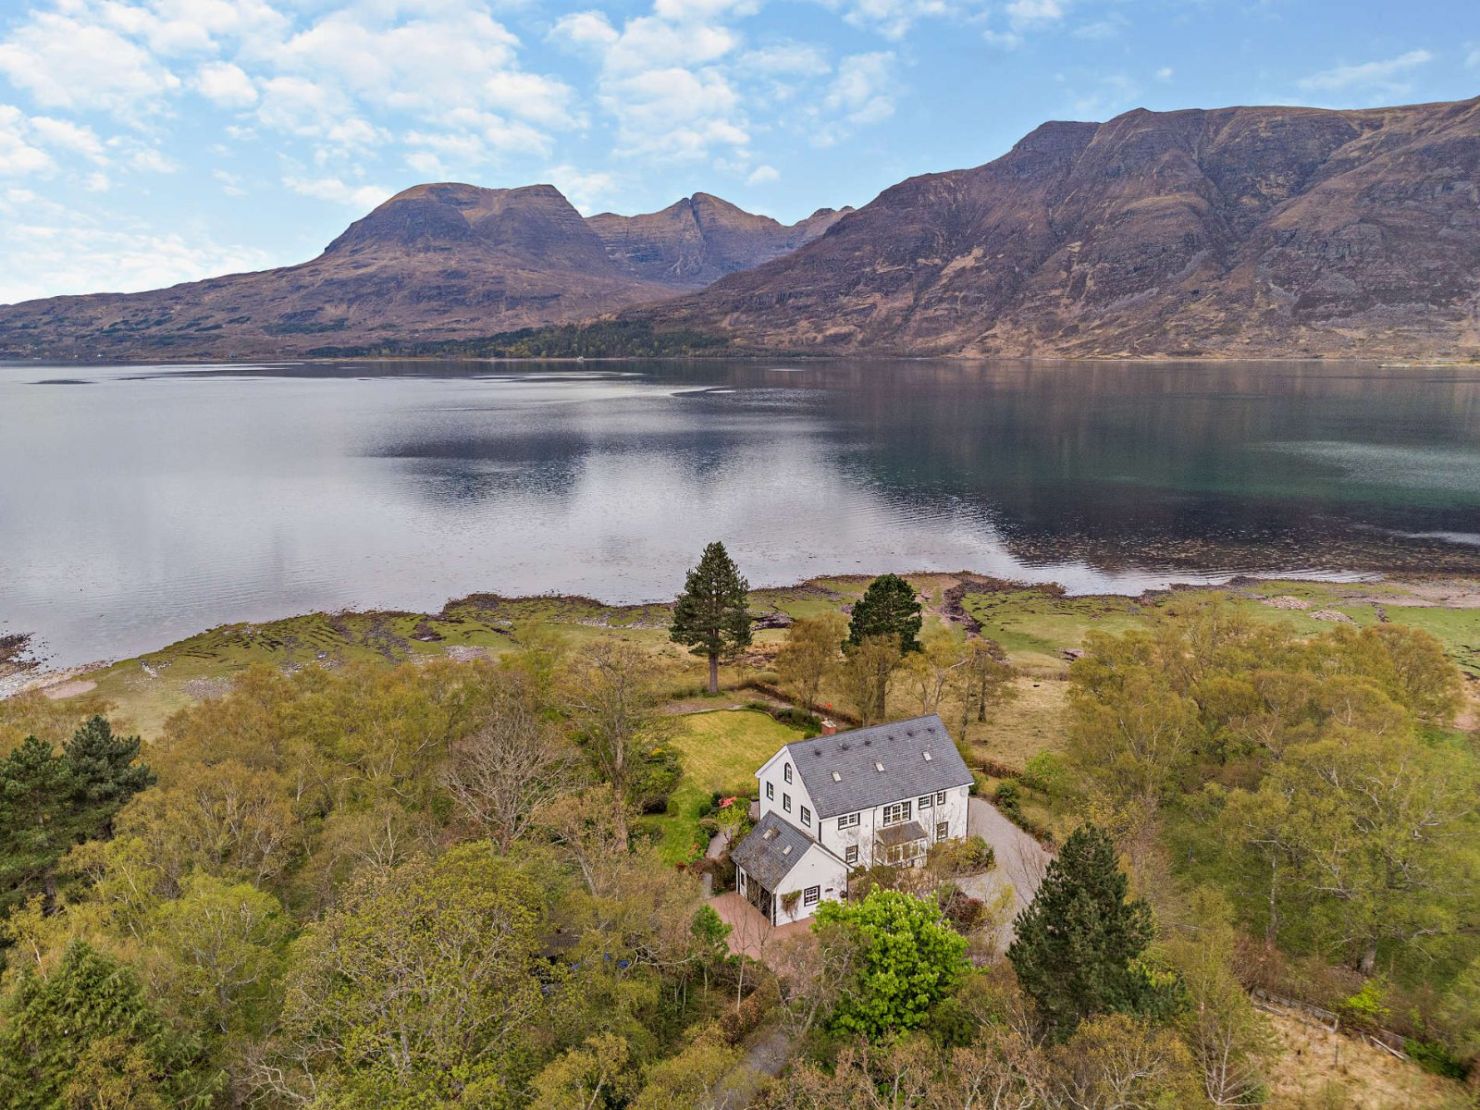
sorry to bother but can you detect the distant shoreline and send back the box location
[9,568,1478,703]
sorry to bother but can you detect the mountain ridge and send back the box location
[0,183,846,359]
[634,96,1480,359]
[2,95,1477,361]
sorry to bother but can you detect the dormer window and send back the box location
[784,763,792,784]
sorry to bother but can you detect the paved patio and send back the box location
[709,892,812,962]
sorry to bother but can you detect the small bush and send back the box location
[1340,980,1390,1029]
[1022,751,1068,796]
[993,780,1022,817]
[927,835,995,876]
[1403,1038,1467,1080]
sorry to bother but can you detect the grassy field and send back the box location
[640,709,806,865]
[18,573,1478,750]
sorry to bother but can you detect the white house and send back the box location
[731,714,974,925]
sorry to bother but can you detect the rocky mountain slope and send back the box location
[0,184,843,359]
[587,193,848,288]
[642,97,1480,359]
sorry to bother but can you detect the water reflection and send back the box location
[1,358,1477,666]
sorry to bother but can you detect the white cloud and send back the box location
[0,106,54,177]
[742,43,829,76]
[818,51,896,139]
[0,192,272,304]
[129,147,179,174]
[1155,66,1174,81]
[83,171,111,192]
[838,0,952,41]
[545,163,618,212]
[1298,49,1433,96]
[284,175,392,210]
[746,163,779,184]
[1006,0,1064,28]
[0,12,181,117]
[30,117,107,162]
[1467,44,1479,69]
[194,62,258,108]
[554,5,750,161]
[213,169,246,197]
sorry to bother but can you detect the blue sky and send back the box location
[0,0,1475,304]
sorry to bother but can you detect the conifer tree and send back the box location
[669,541,752,694]
[0,940,217,1107]
[847,574,923,654]
[1008,823,1157,1041]
[64,715,155,820]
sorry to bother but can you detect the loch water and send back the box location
[2,358,1478,667]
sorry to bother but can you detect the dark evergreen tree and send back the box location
[1007,823,1157,1041]
[0,940,218,1108]
[0,718,153,913]
[63,715,155,826]
[669,541,752,694]
[0,736,73,911]
[847,573,923,653]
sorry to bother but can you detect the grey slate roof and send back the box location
[784,714,972,818]
[731,812,820,890]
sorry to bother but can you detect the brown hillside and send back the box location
[641,97,1480,358]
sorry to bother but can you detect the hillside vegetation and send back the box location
[0,571,1476,1106]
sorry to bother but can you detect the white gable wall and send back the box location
[770,843,848,925]
[755,747,821,837]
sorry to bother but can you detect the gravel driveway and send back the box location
[957,797,1054,952]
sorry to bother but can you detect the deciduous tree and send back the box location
[774,613,846,713]
[442,675,577,850]
[814,889,968,1040]
[563,642,671,839]
[838,634,902,724]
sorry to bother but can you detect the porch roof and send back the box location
[875,820,928,848]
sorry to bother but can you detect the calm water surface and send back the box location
[2,358,1478,667]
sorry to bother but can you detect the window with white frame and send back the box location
[918,794,933,809]
[766,781,774,800]
[837,813,860,830]
[936,821,949,842]
[884,840,924,865]
[784,763,792,783]
[881,800,912,826]
[845,845,858,865]
[803,885,820,906]
[800,806,811,826]
[936,790,947,805]
[783,793,791,813]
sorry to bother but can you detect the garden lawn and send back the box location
[641,709,807,866]
[670,709,806,796]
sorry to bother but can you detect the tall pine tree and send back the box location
[847,574,923,653]
[64,715,155,829]
[669,542,752,694]
[1007,823,1156,1041]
